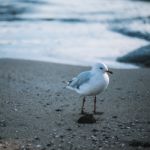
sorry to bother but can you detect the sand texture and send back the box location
[0,59,150,150]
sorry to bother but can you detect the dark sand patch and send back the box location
[77,114,96,124]
[129,140,150,148]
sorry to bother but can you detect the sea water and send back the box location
[0,0,149,68]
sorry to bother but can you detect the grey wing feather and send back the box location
[68,71,92,89]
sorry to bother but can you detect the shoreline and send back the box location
[0,58,150,150]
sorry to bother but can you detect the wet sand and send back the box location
[0,58,150,150]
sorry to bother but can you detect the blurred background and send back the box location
[0,0,150,68]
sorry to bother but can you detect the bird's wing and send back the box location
[68,71,92,89]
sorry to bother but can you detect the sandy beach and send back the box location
[0,58,150,150]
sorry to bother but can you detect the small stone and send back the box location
[59,135,64,138]
[60,139,65,143]
[66,128,72,131]
[99,147,103,150]
[91,135,97,142]
[116,87,121,90]
[36,116,40,119]
[121,97,125,100]
[0,120,6,127]
[121,143,125,147]
[92,129,99,132]
[112,116,117,119]
[55,109,62,112]
[52,129,57,132]
[48,141,54,146]
[34,136,40,140]
[55,135,59,138]
[14,108,18,111]
[147,121,150,124]
[21,145,25,149]
[67,141,72,145]
[47,143,51,147]
[36,144,42,148]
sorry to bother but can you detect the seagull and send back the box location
[66,63,113,114]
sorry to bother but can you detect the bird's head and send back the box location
[92,63,113,74]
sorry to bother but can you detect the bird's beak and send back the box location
[106,70,113,74]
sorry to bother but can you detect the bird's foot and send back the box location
[93,111,104,115]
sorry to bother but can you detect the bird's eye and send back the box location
[100,67,103,70]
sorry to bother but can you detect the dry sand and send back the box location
[0,58,150,150]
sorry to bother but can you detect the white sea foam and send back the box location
[0,0,149,68]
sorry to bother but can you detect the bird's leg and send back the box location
[93,95,96,114]
[81,97,86,114]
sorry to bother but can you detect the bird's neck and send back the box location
[92,69,103,76]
